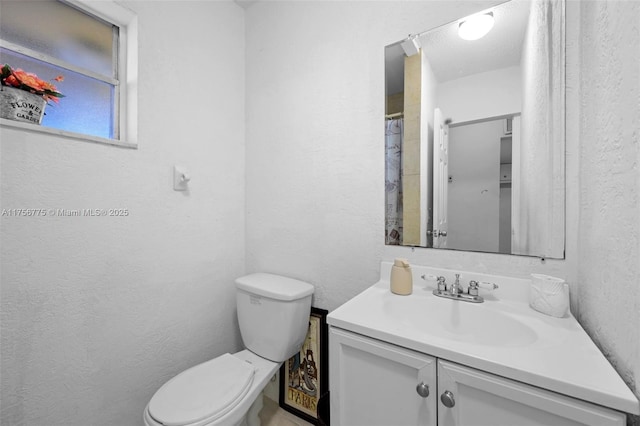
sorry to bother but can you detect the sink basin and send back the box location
[437,301,538,346]
[383,290,538,347]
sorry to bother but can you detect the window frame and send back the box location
[0,0,138,149]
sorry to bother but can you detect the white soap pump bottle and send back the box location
[390,258,413,295]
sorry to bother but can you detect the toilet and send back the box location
[143,273,314,426]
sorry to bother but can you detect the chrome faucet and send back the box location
[432,274,498,303]
[449,273,462,295]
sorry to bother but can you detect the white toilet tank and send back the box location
[235,273,314,362]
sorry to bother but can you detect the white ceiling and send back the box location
[386,0,531,95]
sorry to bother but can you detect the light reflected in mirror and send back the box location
[385,0,565,259]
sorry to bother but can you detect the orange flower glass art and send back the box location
[1,64,64,104]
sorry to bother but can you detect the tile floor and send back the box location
[259,396,314,426]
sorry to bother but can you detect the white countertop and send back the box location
[327,262,640,415]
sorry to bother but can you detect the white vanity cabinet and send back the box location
[330,327,437,426]
[437,360,625,426]
[330,327,626,426]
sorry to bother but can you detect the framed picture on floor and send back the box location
[279,306,329,425]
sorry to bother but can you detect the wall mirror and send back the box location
[385,0,565,259]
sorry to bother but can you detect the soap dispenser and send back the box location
[390,258,413,295]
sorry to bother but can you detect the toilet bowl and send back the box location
[143,350,279,426]
[144,273,314,426]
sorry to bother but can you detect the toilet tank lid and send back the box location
[235,273,314,301]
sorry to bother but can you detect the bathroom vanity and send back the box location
[327,263,640,426]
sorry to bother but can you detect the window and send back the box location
[0,0,138,148]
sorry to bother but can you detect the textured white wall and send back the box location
[244,0,571,313]
[244,0,507,311]
[245,0,639,413]
[2,1,638,425]
[0,2,245,425]
[576,0,640,414]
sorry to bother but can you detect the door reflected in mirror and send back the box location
[384,0,565,259]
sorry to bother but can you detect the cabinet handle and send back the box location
[441,390,455,408]
[416,382,430,398]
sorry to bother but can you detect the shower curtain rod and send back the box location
[385,112,404,119]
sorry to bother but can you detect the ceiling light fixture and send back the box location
[458,12,494,41]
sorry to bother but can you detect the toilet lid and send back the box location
[148,353,256,426]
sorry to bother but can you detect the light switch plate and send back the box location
[173,166,190,191]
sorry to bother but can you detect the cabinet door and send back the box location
[437,360,625,426]
[329,327,437,426]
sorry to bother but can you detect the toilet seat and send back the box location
[147,353,256,426]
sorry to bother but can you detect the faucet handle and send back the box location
[468,280,479,296]
[437,276,446,291]
[478,281,499,291]
[467,281,498,297]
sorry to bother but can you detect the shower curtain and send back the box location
[385,118,403,245]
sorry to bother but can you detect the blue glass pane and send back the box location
[1,48,115,139]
